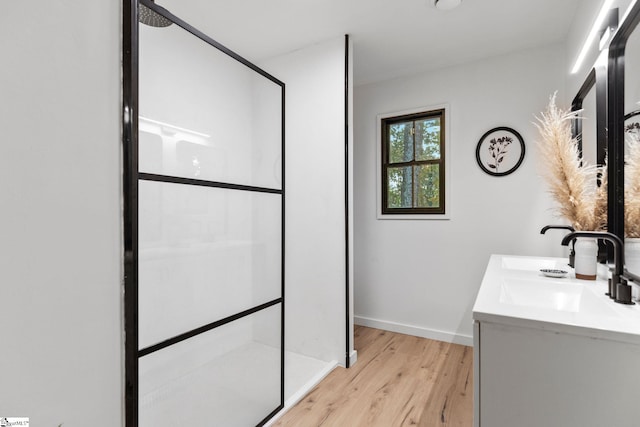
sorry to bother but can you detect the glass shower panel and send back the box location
[139,303,282,427]
[133,4,285,425]
[138,24,282,190]
[138,180,282,349]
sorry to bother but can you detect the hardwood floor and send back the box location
[273,325,473,427]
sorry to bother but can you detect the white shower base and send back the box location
[282,350,337,410]
[139,342,336,426]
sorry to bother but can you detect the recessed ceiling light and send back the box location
[434,0,462,10]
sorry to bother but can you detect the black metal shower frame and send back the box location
[122,0,286,425]
[344,34,351,369]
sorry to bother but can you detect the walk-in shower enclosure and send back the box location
[123,1,285,425]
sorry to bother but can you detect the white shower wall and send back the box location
[261,36,353,366]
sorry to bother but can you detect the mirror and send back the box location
[572,62,608,261]
[580,77,598,165]
[608,1,640,276]
[572,64,607,169]
[623,5,640,275]
[623,15,640,164]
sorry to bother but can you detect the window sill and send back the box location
[376,213,450,220]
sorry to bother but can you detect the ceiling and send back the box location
[159,0,582,86]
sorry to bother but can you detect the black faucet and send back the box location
[541,225,576,267]
[561,231,634,305]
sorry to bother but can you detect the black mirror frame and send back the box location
[571,65,609,260]
[571,66,607,167]
[608,2,640,242]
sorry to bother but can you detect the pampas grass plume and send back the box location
[534,92,604,231]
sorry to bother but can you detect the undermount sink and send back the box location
[499,277,610,314]
[500,256,567,272]
[474,254,640,338]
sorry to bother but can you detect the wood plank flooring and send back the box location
[273,325,473,427]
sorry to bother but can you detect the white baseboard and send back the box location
[349,349,358,366]
[354,315,473,347]
[263,360,338,426]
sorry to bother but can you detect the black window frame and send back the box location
[381,109,446,215]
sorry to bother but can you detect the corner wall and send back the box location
[0,1,123,426]
[354,44,567,344]
[261,37,350,365]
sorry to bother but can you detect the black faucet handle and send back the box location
[615,278,635,305]
[540,225,576,234]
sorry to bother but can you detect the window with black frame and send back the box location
[381,109,445,215]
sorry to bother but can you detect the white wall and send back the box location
[0,2,122,426]
[353,44,567,345]
[262,37,350,365]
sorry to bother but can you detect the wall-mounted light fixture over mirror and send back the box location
[571,0,616,74]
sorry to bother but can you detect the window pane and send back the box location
[388,121,414,163]
[387,166,413,208]
[415,164,440,208]
[415,117,441,161]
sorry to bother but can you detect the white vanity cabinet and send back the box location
[473,255,640,427]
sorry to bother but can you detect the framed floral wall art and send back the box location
[475,126,525,176]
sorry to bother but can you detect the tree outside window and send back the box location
[382,109,445,215]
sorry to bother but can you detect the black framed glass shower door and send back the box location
[123,1,285,425]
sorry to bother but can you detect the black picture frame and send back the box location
[475,126,525,176]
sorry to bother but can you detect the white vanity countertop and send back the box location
[473,254,640,344]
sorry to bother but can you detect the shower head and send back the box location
[139,1,172,28]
